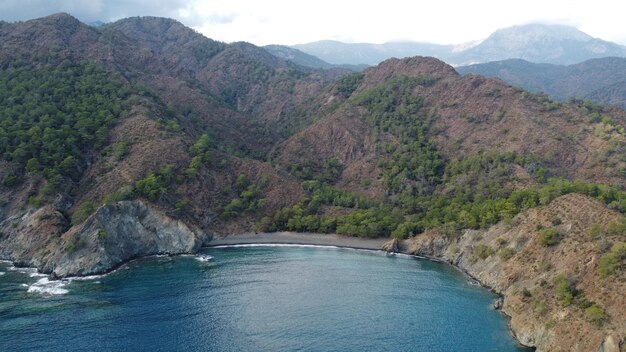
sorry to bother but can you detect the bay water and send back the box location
[0,245,531,351]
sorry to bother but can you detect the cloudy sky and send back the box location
[1,0,625,45]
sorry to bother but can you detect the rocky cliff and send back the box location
[388,193,625,352]
[0,200,207,278]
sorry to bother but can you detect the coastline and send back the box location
[207,231,534,351]
[5,230,534,350]
[206,232,389,250]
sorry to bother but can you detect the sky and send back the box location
[1,0,625,46]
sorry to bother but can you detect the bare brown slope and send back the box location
[277,56,626,197]
[397,193,625,352]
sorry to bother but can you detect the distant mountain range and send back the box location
[286,24,626,66]
[263,45,368,71]
[457,57,626,109]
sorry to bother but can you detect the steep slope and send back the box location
[277,56,626,192]
[458,57,626,109]
[0,14,625,352]
[395,193,625,352]
[0,13,334,272]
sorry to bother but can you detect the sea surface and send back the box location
[0,245,531,351]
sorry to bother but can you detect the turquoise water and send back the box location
[0,245,531,351]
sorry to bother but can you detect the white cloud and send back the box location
[0,0,625,45]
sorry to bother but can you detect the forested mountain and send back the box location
[0,14,625,352]
[457,57,626,109]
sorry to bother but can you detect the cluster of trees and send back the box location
[220,175,267,220]
[185,134,213,178]
[554,274,609,326]
[334,72,364,98]
[265,166,626,239]
[257,181,384,236]
[288,157,344,183]
[266,75,626,239]
[0,57,127,189]
[355,76,444,207]
[598,242,626,277]
[134,165,175,202]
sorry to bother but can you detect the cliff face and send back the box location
[392,193,625,352]
[0,200,207,278]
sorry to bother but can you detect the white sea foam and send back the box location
[210,243,444,266]
[67,274,106,282]
[0,272,4,276]
[29,272,48,278]
[210,243,405,257]
[211,243,345,250]
[195,255,214,262]
[27,277,69,295]
[392,253,420,259]
[9,266,38,274]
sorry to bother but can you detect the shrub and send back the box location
[474,244,495,260]
[545,319,557,330]
[539,228,560,247]
[495,237,508,246]
[554,275,576,306]
[65,233,86,253]
[71,202,95,225]
[585,305,608,326]
[498,247,515,260]
[2,174,19,187]
[598,242,626,276]
[606,218,626,237]
[175,199,189,215]
[113,142,129,161]
[589,224,605,238]
[392,221,423,240]
[103,186,132,204]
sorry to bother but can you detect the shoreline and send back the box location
[206,232,533,351]
[206,232,389,250]
[6,231,533,350]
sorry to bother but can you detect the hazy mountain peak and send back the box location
[488,23,593,42]
[291,23,626,67]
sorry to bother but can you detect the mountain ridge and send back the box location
[0,14,624,352]
[458,57,626,109]
[291,23,626,66]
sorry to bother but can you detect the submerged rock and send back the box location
[493,297,503,310]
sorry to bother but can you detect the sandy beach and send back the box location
[206,232,389,250]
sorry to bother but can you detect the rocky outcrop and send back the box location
[388,193,625,352]
[0,200,207,278]
[382,238,399,253]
